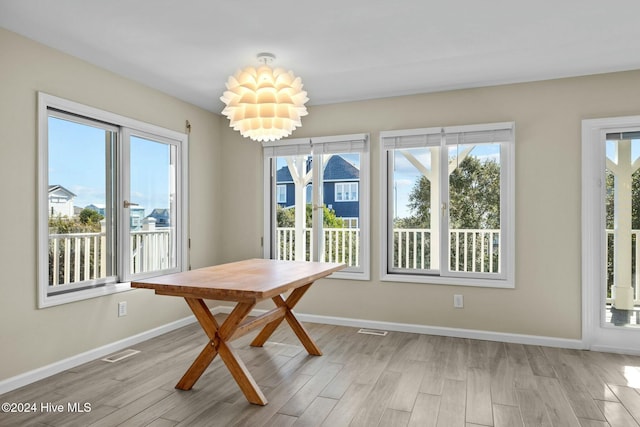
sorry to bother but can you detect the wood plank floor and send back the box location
[2,316,640,426]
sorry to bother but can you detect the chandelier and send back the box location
[220,53,309,142]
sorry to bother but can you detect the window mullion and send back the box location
[104,130,118,281]
[439,134,451,277]
[311,150,324,262]
[387,151,396,272]
[119,128,132,282]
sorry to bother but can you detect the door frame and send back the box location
[582,115,640,354]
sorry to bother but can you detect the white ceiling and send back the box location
[2,1,640,114]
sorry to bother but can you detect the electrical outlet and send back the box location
[118,301,127,317]
[453,294,464,308]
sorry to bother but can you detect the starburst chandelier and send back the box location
[220,53,309,142]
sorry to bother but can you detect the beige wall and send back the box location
[3,25,640,384]
[220,68,640,340]
[0,29,223,380]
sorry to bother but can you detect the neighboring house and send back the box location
[85,203,105,216]
[86,203,145,229]
[146,208,170,228]
[130,207,146,229]
[276,155,360,226]
[48,185,76,217]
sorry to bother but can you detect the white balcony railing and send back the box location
[275,227,360,266]
[48,229,172,286]
[49,231,105,286]
[275,227,500,273]
[49,227,637,305]
[130,229,173,274]
[605,230,640,305]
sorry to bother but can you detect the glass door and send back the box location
[582,117,640,354]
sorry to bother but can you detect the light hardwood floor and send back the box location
[2,317,640,426]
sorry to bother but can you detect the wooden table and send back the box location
[131,258,345,405]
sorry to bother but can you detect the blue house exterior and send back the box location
[276,155,359,224]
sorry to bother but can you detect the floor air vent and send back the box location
[357,328,388,336]
[101,349,140,363]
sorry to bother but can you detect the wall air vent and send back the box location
[357,328,388,336]
[101,349,140,363]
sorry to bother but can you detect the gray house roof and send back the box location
[323,155,359,181]
[48,184,76,198]
[147,208,170,226]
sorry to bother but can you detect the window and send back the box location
[38,93,189,307]
[342,218,359,228]
[263,134,369,279]
[381,122,514,287]
[335,182,359,201]
[276,185,287,204]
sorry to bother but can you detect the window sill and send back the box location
[328,270,370,281]
[38,282,133,309]
[380,272,514,289]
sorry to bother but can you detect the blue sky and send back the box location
[606,139,640,164]
[48,117,171,216]
[52,115,503,223]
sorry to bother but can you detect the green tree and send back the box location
[276,204,345,228]
[78,207,104,226]
[399,156,500,229]
[276,205,295,227]
[449,156,500,229]
[48,208,104,234]
[403,175,432,228]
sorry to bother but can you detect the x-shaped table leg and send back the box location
[250,283,321,355]
[176,298,267,405]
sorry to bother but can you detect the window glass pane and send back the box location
[47,115,116,291]
[276,185,287,203]
[391,147,439,271]
[447,143,501,274]
[605,136,640,327]
[335,183,343,201]
[273,153,363,269]
[322,153,361,267]
[129,136,177,275]
[350,183,358,201]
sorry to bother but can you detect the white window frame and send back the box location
[263,133,370,280]
[380,122,515,288]
[335,182,359,202]
[38,92,189,307]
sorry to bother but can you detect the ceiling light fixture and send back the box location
[220,53,309,142]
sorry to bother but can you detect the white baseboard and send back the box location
[0,315,196,396]
[589,344,640,356]
[213,306,585,350]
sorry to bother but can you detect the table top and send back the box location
[131,258,345,302]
